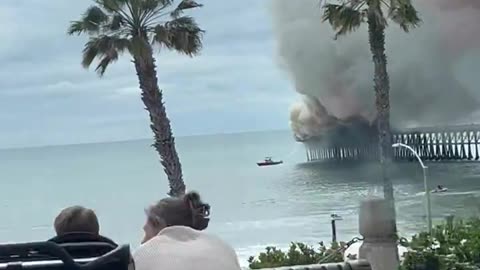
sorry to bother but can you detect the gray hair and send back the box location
[145,191,210,230]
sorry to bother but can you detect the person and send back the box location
[53,205,100,236]
[437,185,444,190]
[140,191,210,244]
[49,205,117,257]
[133,191,241,270]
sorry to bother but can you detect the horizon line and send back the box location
[0,128,291,151]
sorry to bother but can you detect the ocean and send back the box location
[1,130,480,266]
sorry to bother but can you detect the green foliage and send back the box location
[400,218,480,270]
[248,241,346,269]
[249,218,480,270]
[321,0,421,39]
[68,0,204,76]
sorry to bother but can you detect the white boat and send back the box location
[431,187,448,193]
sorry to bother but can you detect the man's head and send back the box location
[54,206,100,236]
[142,191,210,244]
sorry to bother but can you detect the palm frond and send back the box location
[94,0,128,13]
[107,14,125,31]
[141,0,167,10]
[93,0,135,27]
[171,0,203,18]
[322,3,367,39]
[69,0,205,73]
[82,35,131,76]
[125,0,142,27]
[139,0,173,15]
[95,51,119,75]
[388,0,421,32]
[140,0,175,27]
[152,16,203,56]
[67,6,108,35]
[68,21,86,35]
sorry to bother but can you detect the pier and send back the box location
[304,124,480,162]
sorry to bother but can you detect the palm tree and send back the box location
[321,0,421,216]
[68,0,204,197]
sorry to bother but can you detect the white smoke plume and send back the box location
[270,0,480,140]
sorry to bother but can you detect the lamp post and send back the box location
[330,214,342,242]
[392,143,432,234]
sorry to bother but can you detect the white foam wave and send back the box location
[412,190,480,197]
[434,190,480,196]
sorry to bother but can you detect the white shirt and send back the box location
[133,226,241,270]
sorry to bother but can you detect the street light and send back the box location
[392,143,432,234]
[330,214,342,242]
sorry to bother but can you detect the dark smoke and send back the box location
[270,0,480,140]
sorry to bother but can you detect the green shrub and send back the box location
[249,218,480,269]
[248,241,345,269]
[400,217,480,270]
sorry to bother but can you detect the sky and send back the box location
[0,0,296,148]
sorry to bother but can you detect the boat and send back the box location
[431,187,448,193]
[257,157,283,166]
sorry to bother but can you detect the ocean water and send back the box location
[1,130,480,266]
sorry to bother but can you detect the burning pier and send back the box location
[302,124,480,162]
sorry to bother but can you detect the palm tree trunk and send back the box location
[367,11,396,220]
[133,44,186,197]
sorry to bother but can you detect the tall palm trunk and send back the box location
[133,43,186,197]
[367,10,396,220]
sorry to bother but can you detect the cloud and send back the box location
[270,0,480,140]
[0,0,294,148]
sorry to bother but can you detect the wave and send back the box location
[435,190,480,196]
[413,190,480,197]
[220,214,329,231]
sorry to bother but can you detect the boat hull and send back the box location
[257,161,283,166]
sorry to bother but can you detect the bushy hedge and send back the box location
[247,241,346,269]
[249,218,480,270]
[400,218,480,270]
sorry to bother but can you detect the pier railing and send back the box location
[305,124,480,162]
